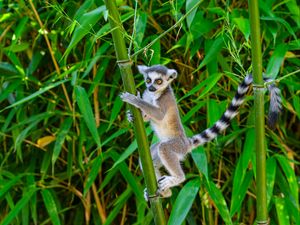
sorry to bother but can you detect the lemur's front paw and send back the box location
[120,92,138,105]
[126,110,134,123]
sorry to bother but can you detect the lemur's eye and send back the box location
[146,78,151,84]
[155,79,163,85]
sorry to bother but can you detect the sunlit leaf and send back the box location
[37,136,56,148]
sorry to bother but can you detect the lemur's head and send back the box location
[137,65,177,93]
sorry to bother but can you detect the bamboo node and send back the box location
[252,83,266,91]
[117,59,132,68]
[147,190,160,201]
[256,218,269,225]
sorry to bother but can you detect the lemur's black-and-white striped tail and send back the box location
[190,74,282,149]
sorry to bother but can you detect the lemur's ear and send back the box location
[137,65,148,76]
[166,69,177,81]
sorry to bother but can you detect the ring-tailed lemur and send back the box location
[120,65,281,200]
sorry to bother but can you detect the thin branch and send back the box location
[28,0,73,112]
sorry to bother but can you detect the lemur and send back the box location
[120,65,282,200]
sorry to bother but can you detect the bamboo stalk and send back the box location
[248,0,268,224]
[104,1,166,224]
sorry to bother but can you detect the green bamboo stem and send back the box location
[248,0,268,224]
[104,1,166,224]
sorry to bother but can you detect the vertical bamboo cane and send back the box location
[248,0,268,224]
[104,1,166,224]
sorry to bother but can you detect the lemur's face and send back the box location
[137,65,177,93]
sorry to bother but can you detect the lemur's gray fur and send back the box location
[120,64,282,200]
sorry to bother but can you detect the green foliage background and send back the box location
[0,0,299,224]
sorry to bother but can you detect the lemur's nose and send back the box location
[148,86,156,92]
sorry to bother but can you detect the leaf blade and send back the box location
[75,86,101,147]
[168,179,200,225]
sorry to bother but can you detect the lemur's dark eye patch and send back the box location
[155,79,163,85]
[146,78,151,84]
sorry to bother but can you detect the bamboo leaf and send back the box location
[2,79,69,112]
[0,188,36,225]
[230,171,253,216]
[178,73,222,102]
[182,101,206,123]
[276,167,300,222]
[284,0,300,27]
[0,175,23,200]
[83,155,102,196]
[0,80,21,102]
[274,197,290,225]
[27,51,43,75]
[41,189,61,225]
[190,11,215,40]
[231,128,255,209]
[276,155,298,204]
[52,117,73,169]
[191,147,208,180]
[107,96,123,130]
[103,188,132,225]
[205,180,232,225]
[186,0,200,29]
[266,157,276,207]
[261,16,298,41]
[195,37,223,72]
[64,6,106,57]
[110,151,144,201]
[110,140,137,169]
[75,85,101,147]
[233,18,250,40]
[266,44,287,79]
[135,12,147,48]
[168,179,200,225]
[4,43,30,52]
[15,120,40,157]
[12,16,29,45]
[149,35,161,65]
[0,62,20,76]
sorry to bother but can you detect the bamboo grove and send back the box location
[0,0,299,224]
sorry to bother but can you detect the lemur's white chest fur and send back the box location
[143,89,184,140]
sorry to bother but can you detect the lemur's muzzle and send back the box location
[148,86,157,92]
